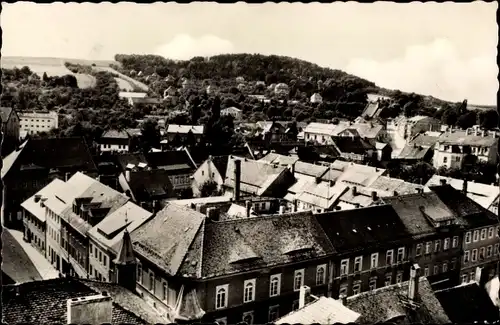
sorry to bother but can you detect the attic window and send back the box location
[352,229,357,233]
[367,226,372,231]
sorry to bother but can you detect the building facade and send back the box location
[19,111,58,135]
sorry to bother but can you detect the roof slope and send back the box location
[2,277,163,324]
[437,130,498,147]
[346,277,450,324]
[434,282,500,323]
[131,203,206,276]
[0,106,13,122]
[315,205,412,254]
[21,178,67,222]
[211,155,229,179]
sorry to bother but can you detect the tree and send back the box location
[185,130,196,148]
[199,180,221,197]
[190,100,202,125]
[211,96,221,120]
[140,119,161,152]
[478,110,498,130]
[441,109,458,126]
[456,111,477,130]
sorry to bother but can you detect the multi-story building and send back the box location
[18,110,58,136]
[165,125,204,145]
[87,201,153,282]
[1,137,98,230]
[382,192,464,290]
[130,204,335,324]
[0,106,20,156]
[393,115,441,140]
[433,128,498,170]
[99,129,131,153]
[303,121,387,146]
[430,184,500,284]
[315,205,414,298]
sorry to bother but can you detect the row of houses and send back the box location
[16,170,500,324]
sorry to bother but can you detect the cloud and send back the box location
[344,38,498,105]
[155,34,235,60]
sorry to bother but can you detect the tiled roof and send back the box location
[426,175,499,210]
[437,130,498,147]
[166,124,204,135]
[127,169,174,202]
[382,193,455,238]
[258,152,299,166]
[397,143,432,160]
[322,161,386,186]
[346,277,450,324]
[146,151,196,171]
[294,161,329,178]
[0,106,14,122]
[430,184,498,229]
[434,282,500,323]
[182,211,335,279]
[297,181,349,209]
[224,156,288,195]
[210,155,229,179]
[1,137,97,180]
[2,277,162,324]
[131,203,206,276]
[21,178,67,222]
[88,201,153,254]
[369,176,426,195]
[315,205,412,254]
[1,141,27,179]
[101,129,131,139]
[362,102,381,118]
[116,153,148,171]
[1,229,43,284]
[333,136,375,154]
[304,122,339,136]
[276,296,361,324]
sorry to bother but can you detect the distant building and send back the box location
[396,133,440,163]
[433,128,499,170]
[100,129,132,153]
[165,124,204,144]
[19,110,58,136]
[0,106,20,156]
[394,115,442,140]
[118,92,162,106]
[191,155,229,197]
[304,122,387,145]
[221,106,242,120]
[274,83,290,98]
[310,93,323,104]
[235,76,245,83]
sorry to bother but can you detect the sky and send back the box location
[2,2,498,105]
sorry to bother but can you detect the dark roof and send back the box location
[315,205,412,254]
[430,184,498,228]
[128,169,174,202]
[397,143,432,160]
[409,133,440,147]
[2,137,97,180]
[0,106,14,123]
[1,278,156,324]
[116,153,147,172]
[1,229,43,283]
[145,150,196,171]
[183,211,335,279]
[382,193,456,238]
[114,230,136,265]
[434,282,500,323]
[211,155,229,179]
[347,277,450,324]
[333,136,375,155]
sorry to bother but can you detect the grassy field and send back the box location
[93,66,149,92]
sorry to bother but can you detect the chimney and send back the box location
[279,205,286,215]
[439,179,447,186]
[245,200,252,218]
[206,207,220,222]
[340,294,347,306]
[299,285,311,309]
[233,159,241,201]
[371,191,378,201]
[315,177,322,184]
[475,128,480,136]
[66,293,112,325]
[293,199,298,212]
[462,179,468,194]
[475,266,482,284]
[34,194,42,203]
[288,163,295,175]
[408,264,421,302]
[416,188,423,194]
[330,180,335,187]
[352,186,357,196]
[125,170,131,183]
[393,191,398,196]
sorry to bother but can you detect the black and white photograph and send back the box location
[1,1,499,324]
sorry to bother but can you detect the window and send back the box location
[397,247,405,263]
[215,317,227,325]
[339,286,348,297]
[268,305,279,322]
[433,265,439,275]
[442,262,448,273]
[473,230,479,242]
[489,227,494,238]
[462,274,468,283]
[487,245,493,258]
[470,271,475,282]
[472,249,478,262]
[416,244,422,256]
[316,265,326,285]
[424,266,429,277]
[396,273,403,284]
[354,256,363,272]
[451,258,457,270]
[369,278,377,291]
[371,253,379,269]
[480,247,486,260]
[385,274,392,286]
[452,236,459,248]
[443,238,450,250]
[352,283,361,295]
[294,269,304,291]
[495,243,500,255]
[464,250,470,263]
[386,250,394,265]
[243,279,256,303]
[90,244,93,256]
[242,311,254,325]
[162,282,168,301]
[103,255,107,267]
[434,240,441,252]
[137,264,142,284]
[443,157,448,163]
[148,272,154,291]
[269,274,281,297]
[215,284,229,309]
[481,229,487,240]
[340,259,349,276]
[425,242,431,254]
[94,247,97,257]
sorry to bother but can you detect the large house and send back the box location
[393,115,442,140]
[0,106,20,156]
[304,121,387,146]
[1,137,98,229]
[18,110,58,137]
[433,128,499,170]
[99,129,132,153]
[165,125,204,145]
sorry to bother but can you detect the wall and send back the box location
[19,112,58,135]
[191,160,225,197]
[89,238,112,282]
[23,209,46,256]
[100,143,129,153]
[461,225,500,283]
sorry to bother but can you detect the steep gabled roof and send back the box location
[0,106,14,123]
